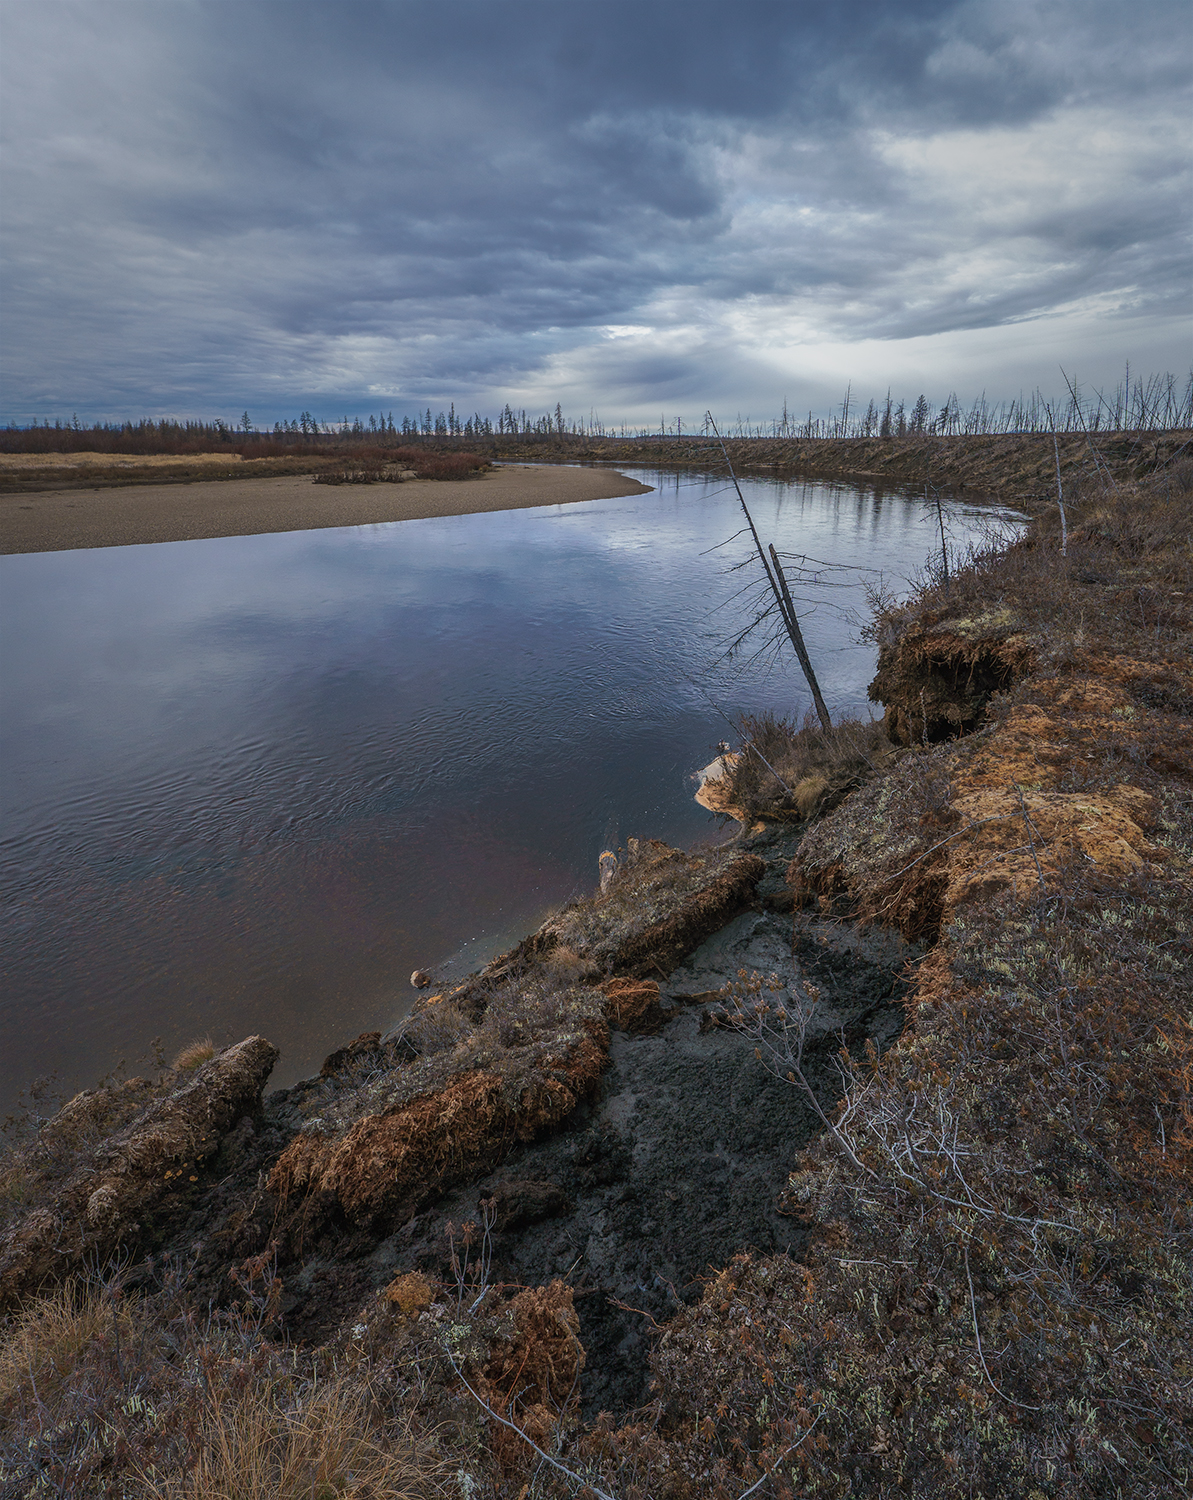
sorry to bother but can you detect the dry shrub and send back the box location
[314,447,489,484]
[727,712,894,822]
[399,996,474,1058]
[480,1281,584,1485]
[383,1271,436,1316]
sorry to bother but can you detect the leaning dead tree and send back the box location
[707,413,833,730]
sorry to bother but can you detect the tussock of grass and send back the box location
[727,711,896,824]
[171,1037,214,1072]
[143,1376,430,1499]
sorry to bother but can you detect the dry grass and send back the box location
[141,1375,430,1500]
[171,1037,215,1072]
[0,1268,445,1499]
[727,711,896,824]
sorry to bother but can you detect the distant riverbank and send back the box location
[0,463,653,553]
[492,428,1192,504]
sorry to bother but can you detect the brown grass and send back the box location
[171,1037,215,1072]
[0,1272,444,1499]
[141,1375,432,1500]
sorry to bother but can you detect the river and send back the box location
[0,467,1016,1112]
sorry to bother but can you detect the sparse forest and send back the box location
[4,367,1189,454]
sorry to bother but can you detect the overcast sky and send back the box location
[1,0,1189,428]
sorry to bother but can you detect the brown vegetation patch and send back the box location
[601,977,669,1034]
[479,1280,585,1481]
[314,447,489,483]
[270,1024,608,1231]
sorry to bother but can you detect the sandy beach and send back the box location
[0,463,653,554]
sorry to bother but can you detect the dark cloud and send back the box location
[1,0,1188,424]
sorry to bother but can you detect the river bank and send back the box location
[490,428,1193,506]
[0,463,653,553]
[1,455,1189,1496]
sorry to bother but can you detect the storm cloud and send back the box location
[1,0,1188,425]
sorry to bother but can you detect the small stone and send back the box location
[410,969,432,989]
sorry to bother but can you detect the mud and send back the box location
[276,907,910,1417]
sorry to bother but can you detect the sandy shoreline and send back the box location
[0,464,653,554]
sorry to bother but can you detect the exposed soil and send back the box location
[275,907,910,1417]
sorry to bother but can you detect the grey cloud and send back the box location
[1,0,1188,422]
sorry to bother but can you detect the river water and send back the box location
[0,468,1014,1112]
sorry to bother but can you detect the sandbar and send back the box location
[0,464,653,554]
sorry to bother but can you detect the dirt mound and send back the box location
[545,839,765,977]
[868,617,1034,744]
[0,1037,277,1312]
[270,1026,609,1231]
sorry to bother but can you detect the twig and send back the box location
[733,1414,824,1499]
[1012,783,1047,891]
[963,1247,1042,1410]
[445,1348,620,1500]
[607,1295,661,1328]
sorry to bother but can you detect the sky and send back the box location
[1,0,1189,429]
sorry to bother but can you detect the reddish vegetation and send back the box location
[270,1025,609,1230]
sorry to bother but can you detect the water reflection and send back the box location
[0,470,1017,1110]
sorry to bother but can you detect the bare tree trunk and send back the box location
[707,413,832,730]
[769,544,832,732]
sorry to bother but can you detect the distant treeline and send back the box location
[4,368,1189,454]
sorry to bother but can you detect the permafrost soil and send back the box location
[281,908,910,1416]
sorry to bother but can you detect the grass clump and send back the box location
[170,1037,214,1072]
[727,711,896,824]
